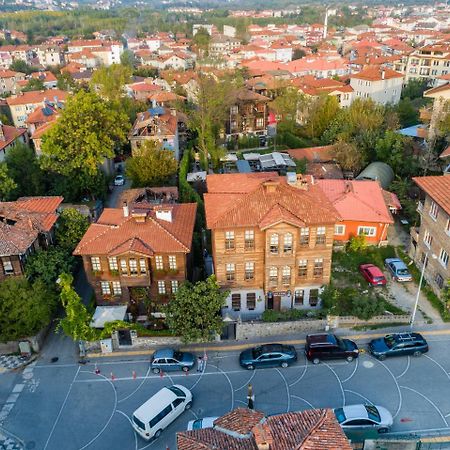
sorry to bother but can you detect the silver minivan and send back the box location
[131,384,193,440]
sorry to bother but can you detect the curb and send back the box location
[85,328,450,359]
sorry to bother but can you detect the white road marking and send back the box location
[208,364,234,412]
[375,359,403,419]
[43,366,80,450]
[344,389,374,405]
[275,368,290,413]
[234,370,256,392]
[290,395,315,409]
[289,360,308,388]
[118,364,151,404]
[116,409,137,450]
[400,385,448,427]
[342,358,359,383]
[6,394,19,404]
[424,355,450,384]
[12,384,24,394]
[324,363,345,407]
[188,409,199,420]
[396,356,410,379]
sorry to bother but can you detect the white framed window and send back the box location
[283,233,293,253]
[112,281,122,296]
[270,234,279,254]
[316,226,326,245]
[245,229,254,249]
[120,259,128,274]
[139,258,147,274]
[424,229,433,249]
[108,257,118,271]
[246,293,256,310]
[298,259,307,278]
[282,266,291,285]
[155,255,163,270]
[171,280,178,293]
[429,200,439,220]
[439,248,449,268]
[334,224,346,236]
[245,261,255,280]
[158,280,166,294]
[313,258,324,278]
[230,105,238,114]
[231,293,241,311]
[101,281,111,295]
[300,227,309,245]
[2,258,14,275]
[256,117,264,128]
[168,255,177,270]
[225,231,235,250]
[129,258,138,275]
[357,226,376,237]
[91,256,101,271]
[226,263,235,281]
[294,289,304,305]
[445,219,450,236]
[269,266,278,284]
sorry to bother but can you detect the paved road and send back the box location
[3,331,450,449]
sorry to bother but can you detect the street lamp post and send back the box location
[410,252,436,330]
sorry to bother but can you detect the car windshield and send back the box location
[365,405,381,422]
[396,268,409,275]
[167,386,186,397]
[192,419,202,430]
[384,335,396,348]
[336,337,347,350]
[373,276,384,281]
[334,408,346,424]
[173,351,183,361]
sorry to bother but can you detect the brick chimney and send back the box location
[252,423,272,450]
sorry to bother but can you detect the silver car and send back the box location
[334,404,393,433]
[186,416,218,430]
[385,258,412,282]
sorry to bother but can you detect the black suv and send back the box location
[305,333,359,364]
[368,332,429,360]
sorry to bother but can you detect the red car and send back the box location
[359,264,387,286]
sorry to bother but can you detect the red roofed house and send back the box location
[0,196,63,282]
[317,179,394,245]
[410,176,450,297]
[204,173,340,319]
[350,66,404,105]
[73,200,197,310]
[177,407,352,450]
[0,69,26,95]
[0,123,28,161]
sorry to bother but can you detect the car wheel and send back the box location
[346,356,354,363]
[246,364,255,370]
[312,358,320,365]
[182,366,189,372]
[377,354,386,361]
[154,429,163,439]
[413,351,422,357]
[281,362,289,368]
[152,367,160,374]
[185,402,192,410]
[378,427,389,434]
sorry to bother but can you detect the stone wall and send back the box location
[0,324,51,355]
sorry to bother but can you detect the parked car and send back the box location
[132,384,192,440]
[359,264,387,286]
[239,343,297,370]
[384,258,412,282]
[114,174,125,186]
[187,417,218,431]
[151,348,195,373]
[334,404,393,434]
[368,332,428,360]
[305,333,359,364]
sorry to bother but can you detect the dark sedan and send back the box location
[368,332,428,360]
[239,343,297,370]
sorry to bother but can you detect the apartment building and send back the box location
[204,172,340,320]
[410,175,450,297]
[0,123,28,161]
[36,45,65,67]
[405,44,450,84]
[74,201,197,310]
[209,35,241,58]
[0,69,25,96]
[350,67,404,105]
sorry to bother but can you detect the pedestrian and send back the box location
[247,384,255,410]
[197,356,203,372]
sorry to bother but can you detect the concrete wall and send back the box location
[0,324,51,355]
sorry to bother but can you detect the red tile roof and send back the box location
[0,69,24,78]
[350,66,403,81]
[440,145,450,158]
[287,145,335,162]
[73,203,197,256]
[177,408,352,450]
[6,89,68,106]
[317,179,393,224]
[413,176,450,215]
[0,125,27,152]
[205,173,340,230]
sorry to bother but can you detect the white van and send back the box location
[131,384,193,440]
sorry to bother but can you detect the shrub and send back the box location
[347,235,367,252]
[262,309,325,322]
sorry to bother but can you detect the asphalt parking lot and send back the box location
[3,332,450,450]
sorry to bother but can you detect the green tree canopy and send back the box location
[165,276,228,343]
[304,95,339,140]
[90,63,132,104]
[0,278,56,342]
[40,90,129,180]
[270,87,305,134]
[330,139,365,173]
[0,162,17,200]
[22,78,45,92]
[126,140,178,187]
[56,208,89,252]
[9,60,38,75]
[56,72,78,92]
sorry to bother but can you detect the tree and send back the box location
[9,60,38,75]
[5,142,46,198]
[22,78,45,92]
[401,79,428,100]
[126,141,177,187]
[192,27,211,56]
[396,98,418,127]
[90,63,132,104]
[0,114,12,126]
[0,278,56,342]
[57,273,98,342]
[0,162,17,200]
[165,276,228,343]
[270,87,305,134]
[331,139,365,173]
[56,208,89,252]
[120,49,135,68]
[40,90,129,182]
[57,72,78,92]
[304,95,339,140]
[292,48,306,60]
[25,247,75,285]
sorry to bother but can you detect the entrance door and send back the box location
[267,292,274,310]
[118,329,132,346]
[273,295,281,311]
